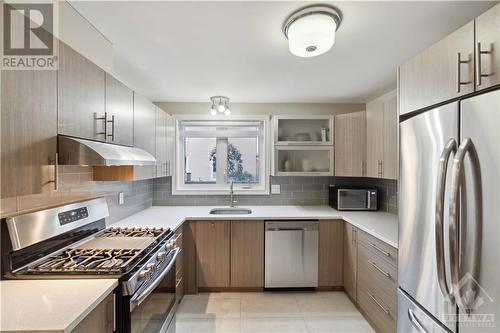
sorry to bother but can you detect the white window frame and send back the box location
[173,114,270,195]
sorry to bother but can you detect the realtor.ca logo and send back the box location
[2,1,58,70]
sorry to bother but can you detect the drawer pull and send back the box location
[369,260,391,278]
[370,243,391,257]
[367,292,390,315]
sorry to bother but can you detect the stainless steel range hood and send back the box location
[58,135,156,166]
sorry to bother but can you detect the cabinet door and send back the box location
[72,293,114,333]
[382,96,398,180]
[166,114,175,176]
[399,21,474,115]
[318,220,344,287]
[343,223,357,301]
[155,108,167,177]
[1,70,57,201]
[196,221,230,288]
[58,41,106,140]
[105,74,134,146]
[133,93,156,180]
[334,111,366,177]
[366,101,384,178]
[476,3,500,90]
[230,221,264,287]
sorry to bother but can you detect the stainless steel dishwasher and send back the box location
[264,220,319,288]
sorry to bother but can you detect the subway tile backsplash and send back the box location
[152,176,398,214]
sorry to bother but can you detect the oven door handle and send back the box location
[131,248,179,307]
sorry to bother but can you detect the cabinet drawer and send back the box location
[358,231,397,267]
[358,284,396,333]
[358,242,397,288]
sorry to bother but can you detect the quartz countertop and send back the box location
[0,279,118,333]
[112,205,398,248]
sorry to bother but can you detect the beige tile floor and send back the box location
[176,292,375,333]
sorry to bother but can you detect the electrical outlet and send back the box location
[271,184,281,194]
[118,192,124,205]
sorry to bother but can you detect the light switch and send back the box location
[271,184,281,194]
[118,192,125,205]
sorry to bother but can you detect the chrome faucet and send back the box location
[229,180,238,207]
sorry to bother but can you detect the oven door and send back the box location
[129,248,179,333]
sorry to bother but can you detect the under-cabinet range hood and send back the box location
[58,135,156,166]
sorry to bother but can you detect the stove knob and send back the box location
[164,241,174,251]
[146,263,157,273]
[157,251,167,261]
[139,269,151,280]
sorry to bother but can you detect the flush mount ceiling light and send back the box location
[210,96,231,116]
[283,5,342,58]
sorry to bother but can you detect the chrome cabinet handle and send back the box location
[351,228,356,245]
[435,138,456,300]
[449,137,482,312]
[377,160,383,177]
[477,42,492,86]
[368,260,390,278]
[94,112,107,137]
[370,242,390,257]
[408,309,428,333]
[367,292,390,315]
[107,115,115,141]
[456,52,471,93]
[48,153,59,191]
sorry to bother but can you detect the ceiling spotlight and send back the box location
[209,96,231,116]
[283,5,342,58]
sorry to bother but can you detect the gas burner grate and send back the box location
[27,248,141,274]
[98,227,165,238]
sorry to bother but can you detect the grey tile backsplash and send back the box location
[152,176,398,214]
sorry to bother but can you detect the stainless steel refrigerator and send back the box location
[398,89,500,332]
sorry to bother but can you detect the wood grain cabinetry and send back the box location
[399,21,474,115]
[230,220,264,288]
[334,111,366,177]
[105,74,134,146]
[476,3,500,90]
[58,41,106,141]
[318,220,344,287]
[356,230,398,333]
[366,91,398,179]
[174,227,184,303]
[1,70,57,202]
[343,223,357,301]
[196,221,231,288]
[183,222,197,295]
[71,293,114,333]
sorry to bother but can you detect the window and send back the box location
[174,116,269,194]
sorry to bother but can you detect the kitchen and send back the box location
[0,1,499,333]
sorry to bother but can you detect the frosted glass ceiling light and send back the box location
[283,5,342,58]
[209,96,231,116]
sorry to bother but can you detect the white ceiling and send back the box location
[70,1,495,103]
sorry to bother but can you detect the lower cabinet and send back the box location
[230,220,264,288]
[174,227,184,303]
[318,220,344,287]
[343,223,357,301]
[71,293,114,333]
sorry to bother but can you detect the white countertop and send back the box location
[112,205,398,248]
[0,279,118,333]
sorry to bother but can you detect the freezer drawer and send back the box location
[264,221,318,288]
[398,289,451,333]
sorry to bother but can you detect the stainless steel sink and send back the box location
[209,208,252,215]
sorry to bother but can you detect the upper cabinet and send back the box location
[274,115,333,145]
[399,21,474,115]
[133,93,157,180]
[105,74,134,146]
[476,4,500,90]
[399,3,500,115]
[58,41,106,140]
[334,111,366,177]
[155,107,168,178]
[366,91,398,180]
[166,114,175,177]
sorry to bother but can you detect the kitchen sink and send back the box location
[209,208,252,215]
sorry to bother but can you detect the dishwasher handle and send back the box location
[265,220,319,232]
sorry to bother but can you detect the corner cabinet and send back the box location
[334,111,366,177]
[272,115,334,176]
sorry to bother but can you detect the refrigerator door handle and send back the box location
[435,138,457,300]
[408,308,429,333]
[449,137,483,312]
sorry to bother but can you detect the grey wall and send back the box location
[152,176,397,214]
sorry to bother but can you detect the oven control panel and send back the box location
[58,207,89,225]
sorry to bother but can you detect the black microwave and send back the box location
[329,186,378,211]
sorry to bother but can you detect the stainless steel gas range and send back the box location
[1,198,179,333]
